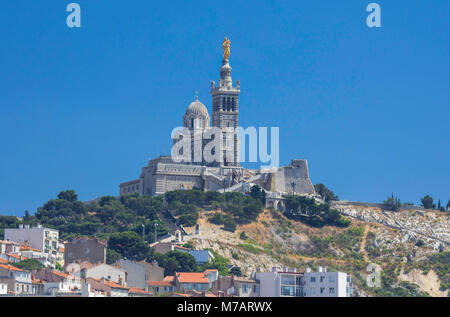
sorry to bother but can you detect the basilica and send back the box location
[119,38,315,203]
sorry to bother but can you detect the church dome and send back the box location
[185,98,209,117]
[183,97,210,129]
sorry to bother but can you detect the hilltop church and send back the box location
[119,38,315,201]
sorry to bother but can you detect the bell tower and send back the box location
[210,37,240,167]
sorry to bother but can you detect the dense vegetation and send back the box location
[283,195,350,228]
[314,184,339,203]
[416,251,450,291]
[0,215,20,239]
[31,190,169,241]
[166,188,264,227]
[9,259,45,271]
[383,193,402,212]
[149,249,232,277]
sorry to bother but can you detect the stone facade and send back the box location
[119,41,315,198]
[64,237,107,266]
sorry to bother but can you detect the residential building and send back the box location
[174,269,218,292]
[0,264,38,295]
[67,262,127,285]
[4,224,60,264]
[0,240,20,254]
[255,267,304,297]
[33,268,81,295]
[0,253,27,263]
[64,237,107,265]
[117,259,164,289]
[81,283,106,297]
[0,283,7,295]
[86,277,129,297]
[213,275,260,297]
[128,287,154,297]
[255,267,352,297]
[303,267,351,297]
[147,280,175,295]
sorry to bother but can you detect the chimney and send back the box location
[291,268,297,273]
[284,266,289,272]
[271,267,277,273]
[19,224,24,229]
[118,276,123,286]
[323,267,327,272]
[306,267,311,273]
[318,266,323,272]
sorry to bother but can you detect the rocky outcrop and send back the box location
[334,204,449,251]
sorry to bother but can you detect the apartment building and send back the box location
[303,267,352,297]
[255,266,352,297]
[255,267,304,297]
[4,225,60,263]
[213,275,260,297]
[0,264,38,295]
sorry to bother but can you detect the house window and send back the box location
[329,276,335,283]
[320,276,325,283]
[253,285,257,293]
[320,287,325,294]
[242,284,248,293]
[329,287,335,294]
[311,277,316,283]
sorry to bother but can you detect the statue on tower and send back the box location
[222,37,231,61]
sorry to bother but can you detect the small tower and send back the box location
[211,37,240,167]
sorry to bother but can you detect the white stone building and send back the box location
[119,39,315,198]
[255,266,352,297]
[4,224,60,264]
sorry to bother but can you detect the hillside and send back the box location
[182,205,449,297]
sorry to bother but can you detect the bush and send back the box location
[283,195,350,228]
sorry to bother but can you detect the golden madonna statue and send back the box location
[222,37,231,61]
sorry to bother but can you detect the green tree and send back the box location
[10,259,44,271]
[57,190,78,202]
[383,193,402,212]
[229,266,242,276]
[314,184,339,204]
[421,195,435,210]
[154,250,198,276]
[249,185,266,205]
[108,231,150,261]
[201,252,231,276]
[106,248,123,264]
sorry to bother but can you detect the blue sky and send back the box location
[0,1,449,216]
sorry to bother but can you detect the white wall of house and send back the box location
[0,283,7,295]
[255,272,278,297]
[81,264,127,284]
[303,271,348,297]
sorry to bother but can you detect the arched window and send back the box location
[191,117,194,128]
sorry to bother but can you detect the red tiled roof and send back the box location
[6,253,23,260]
[163,276,174,282]
[20,245,41,252]
[52,270,70,278]
[129,287,153,294]
[103,280,129,290]
[0,264,25,272]
[0,259,8,264]
[173,293,192,297]
[174,245,190,251]
[148,281,173,287]
[176,272,209,284]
